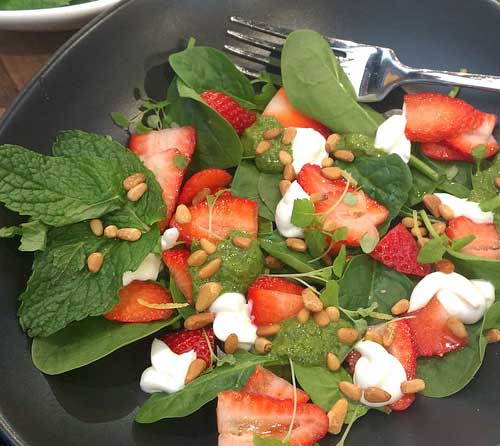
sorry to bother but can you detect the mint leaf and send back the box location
[304,228,327,258]
[471,144,487,167]
[343,192,359,207]
[320,280,339,307]
[333,226,348,242]
[0,226,22,238]
[110,111,131,130]
[290,198,315,227]
[0,221,47,251]
[173,154,188,170]
[417,238,446,264]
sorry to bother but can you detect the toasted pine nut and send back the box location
[418,237,430,247]
[321,166,343,180]
[192,187,211,206]
[333,150,354,162]
[263,127,281,140]
[87,252,104,273]
[322,219,337,233]
[296,308,310,324]
[486,329,500,343]
[436,259,455,274]
[257,324,281,337]
[432,221,447,235]
[327,398,348,435]
[198,258,222,279]
[224,333,239,354]
[123,172,146,191]
[286,237,307,252]
[184,312,216,330]
[281,127,297,145]
[256,140,271,155]
[326,133,341,152]
[495,177,500,190]
[401,379,426,394]
[279,179,292,196]
[439,203,455,221]
[175,204,191,224]
[90,219,104,236]
[391,299,410,316]
[117,228,142,242]
[232,236,252,249]
[127,182,148,202]
[401,216,421,228]
[302,289,324,313]
[383,323,396,348]
[321,157,334,168]
[422,194,442,218]
[278,150,293,166]
[365,329,383,345]
[314,310,330,327]
[265,255,283,269]
[200,238,217,255]
[255,336,272,354]
[411,226,428,237]
[195,282,222,312]
[188,250,208,267]
[337,328,359,344]
[310,192,328,203]
[326,352,341,371]
[364,386,391,403]
[447,316,468,339]
[339,381,362,401]
[283,164,296,182]
[104,225,118,239]
[185,358,207,384]
[326,306,340,322]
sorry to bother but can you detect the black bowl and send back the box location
[1,0,500,445]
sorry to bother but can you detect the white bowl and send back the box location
[0,0,124,31]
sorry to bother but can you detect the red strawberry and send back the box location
[404,92,480,142]
[248,276,304,326]
[170,193,258,245]
[178,168,233,205]
[200,90,257,135]
[128,126,196,158]
[370,224,432,277]
[242,365,310,404]
[421,142,472,162]
[446,216,500,260]
[217,391,328,446]
[345,350,361,375]
[161,328,214,366]
[263,87,330,138]
[104,280,173,323]
[162,249,193,304]
[386,320,417,411]
[407,296,468,357]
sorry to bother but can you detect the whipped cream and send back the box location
[375,114,411,163]
[291,128,329,173]
[434,193,494,224]
[122,253,162,287]
[161,227,180,251]
[275,180,311,239]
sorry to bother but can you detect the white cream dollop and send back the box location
[275,180,310,239]
[161,227,180,251]
[140,338,196,394]
[353,340,407,408]
[434,193,494,224]
[122,253,162,287]
[375,114,411,163]
[291,128,328,173]
[409,272,495,324]
[210,292,257,351]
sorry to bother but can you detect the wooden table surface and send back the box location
[0,30,73,118]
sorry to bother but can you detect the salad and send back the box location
[0,0,98,10]
[1,29,499,446]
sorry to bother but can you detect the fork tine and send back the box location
[224,44,280,68]
[226,29,281,52]
[234,64,283,86]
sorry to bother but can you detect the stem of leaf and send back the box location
[409,155,440,182]
[419,210,441,240]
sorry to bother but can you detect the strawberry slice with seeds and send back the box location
[370,223,432,277]
[345,350,362,376]
[161,328,214,366]
[162,248,193,304]
[217,390,328,446]
[421,142,472,162]
[129,126,196,158]
[446,216,500,260]
[242,365,310,403]
[407,296,469,357]
[104,280,173,323]
[248,276,305,326]
[178,168,232,205]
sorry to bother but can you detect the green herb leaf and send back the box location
[304,228,327,259]
[417,237,447,264]
[450,234,476,251]
[216,354,237,367]
[343,192,359,207]
[0,220,47,251]
[173,154,189,170]
[319,280,340,307]
[360,232,379,254]
[0,225,21,238]
[110,111,131,130]
[169,280,196,320]
[471,144,487,167]
[290,199,315,227]
[332,245,347,277]
[0,0,74,10]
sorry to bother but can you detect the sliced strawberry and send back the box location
[178,168,232,205]
[129,126,196,158]
[162,248,193,304]
[446,216,500,260]
[104,280,173,323]
[263,87,330,138]
[407,296,468,357]
[217,391,328,446]
[248,276,304,326]
[370,224,432,277]
[218,434,253,446]
[421,142,472,162]
[200,90,256,135]
[170,193,258,245]
[404,92,480,143]
[161,328,214,366]
[345,350,361,376]
[242,365,310,403]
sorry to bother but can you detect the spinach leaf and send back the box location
[32,315,180,375]
[447,250,500,293]
[170,280,195,320]
[1,0,75,9]
[281,30,383,135]
[257,172,283,218]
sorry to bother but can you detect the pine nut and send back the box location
[127,182,148,202]
[175,204,191,224]
[263,127,281,140]
[339,381,362,401]
[302,289,324,312]
[401,216,422,228]
[321,166,343,180]
[192,187,211,206]
[104,225,118,238]
[278,150,293,166]
[265,255,283,269]
[326,352,341,371]
[401,379,426,394]
[87,252,104,273]
[337,328,359,344]
[198,258,222,279]
[256,140,271,155]
[322,219,337,233]
[310,192,328,203]
[436,259,455,274]
[364,386,391,403]
[321,157,334,168]
[257,324,281,337]
[439,203,455,220]
[314,310,330,327]
[418,237,430,247]
[224,333,239,354]
[383,323,396,348]
[286,237,307,252]
[283,164,296,182]
[185,358,207,384]
[184,312,216,330]
[188,249,208,267]
[326,306,340,322]
[195,282,222,312]
[296,308,310,324]
[279,179,291,196]
[200,238,217,255]
[255,336,273,354]
[447,316,468,339]
[326,133,341,152]
[486,329,500,343]
[281,127,297,145]
[90,219,104,236]
[422,194,442,218]
[365,329,383,345]
[123,172,146,191]
[117,228,142,242]
[495,177,500,190]
[232,235,252,249]
[391,299,410,316]
[432,221,447,235]
[327,398,348,435]
[333,150,355,162]
[411,226,427,237]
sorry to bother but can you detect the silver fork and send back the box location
[226,16,500,102]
